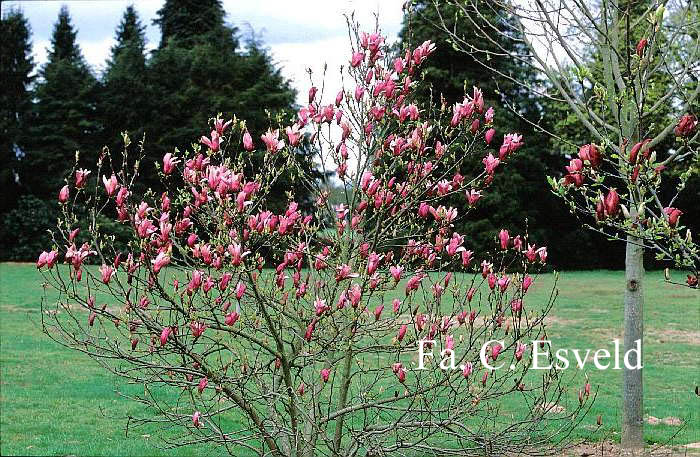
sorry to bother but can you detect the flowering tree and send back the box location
[554,119,699,286]
[421,0,699,452]
[37,23,588,456]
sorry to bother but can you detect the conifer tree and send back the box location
[0,9,34,213]
[98,5,150,156]
[22,6,98,199]
[146,0,305,209]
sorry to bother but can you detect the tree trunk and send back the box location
[622,234,644,454]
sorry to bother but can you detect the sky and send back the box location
[2,0,407,106]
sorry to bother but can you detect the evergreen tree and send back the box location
[98,5,150,156]
[146,1,303,209]
[401,1,590,267]
[154,0,236,49]
[22,6,98,199]
[0,9,34,213]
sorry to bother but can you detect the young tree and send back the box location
[427,0,699,452]
[38,24,588,455]
[22,6,99,199]
[0,9,34,213]
[400,1,599,269]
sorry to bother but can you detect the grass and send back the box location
[1,263,698,455]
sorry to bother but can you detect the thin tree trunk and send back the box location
[622,234,644,454]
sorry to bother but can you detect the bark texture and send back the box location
[622,234,644,453]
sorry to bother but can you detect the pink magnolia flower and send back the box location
[578,144,601,168]
[411,40,436,65]
[604,189,620,217]
[75,169,91,188]
[515,342,527,361]
[461,250,474,268]
[487,273,497,290]
[446,232,465,257]
[367,252,381,275]
[160,327,172,346]
[189,321,206,339]
[198,377,208,393]
[242,130,254,151]
[498,275,510,292]
[335,264,359,282]
[393,362,407,383]
[485,106,495,123]
[664,207,683,227]
[235,281,246,300]
[192,411,202,428]
[304,320,315,342]
[397,324,407,342]
[335,89,344,107]
[537,247,548,263]
[499,229,510,250]
[348,283,362,307]
[162,153,180,175]
[286,124,302,146]
[214,118,232,135]
[225,311,239,326]
[525,244,537,263]
[355,86,365,101]
[103,174,118,196]
[390,265,403,282]
[445,334,454,351]
[100,264,115,284]
[522,275,533,292]
[261,129,285,153]
[151,251,170,274]
[373,304,384,321]
[674,114,697,137]
[114,187,128,208]
[392,298,401,314]
[484,128,496,145]
[491,343,503,360]
[314,297,328,316]
[499,133,524,159]
[462,361,473,378]
[58,185,70,203]
[36,250,58,269]
[482,153,500,174]
[511,299,522,313]
[350,52,365,67]
[636,38,648,57]
[200,130,220,151]
[308,86,318,103]
[564,158,584,187]
[320,368,330,383]
[405,273,425,295]
[297,382,306,396]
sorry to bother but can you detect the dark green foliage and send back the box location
[0,9,34,213]
[0,195,55,261]
[145,1,299,203]
[21,6,99,200]
[98,6,150,157]
[154,0,236,50]
[402,1,592,268]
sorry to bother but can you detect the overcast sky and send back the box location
[2,0,406,106]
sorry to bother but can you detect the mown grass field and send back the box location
[1,263,698,456]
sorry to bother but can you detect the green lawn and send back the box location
[1,263,698,455]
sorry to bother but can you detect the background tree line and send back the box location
[1,0,695,268]
[0,1,301,260]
